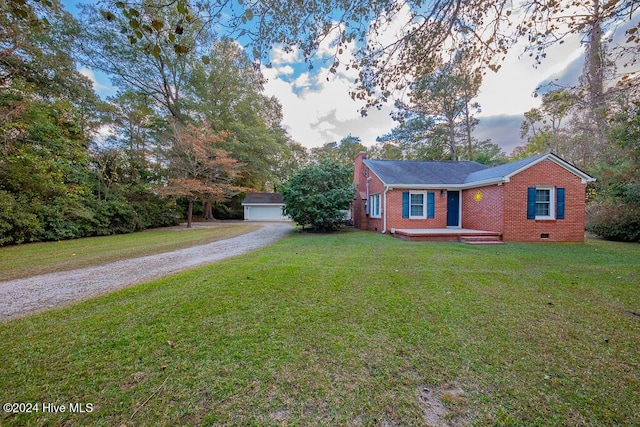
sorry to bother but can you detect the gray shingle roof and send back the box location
[241,192,284,204]
[363,159,488,185]
[363,153,593,187]
[464,153,548,184]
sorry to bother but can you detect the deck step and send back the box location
[459,235,504,245]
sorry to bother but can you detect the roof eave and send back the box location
[461,178,507,188]
[385,179,506,190]
[384,183,459,190]
[504,153,596,183]
[363,162,388,186]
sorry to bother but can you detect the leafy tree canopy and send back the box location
[107,0,639,110]
[282,161,354,232]
[311,135,367,165]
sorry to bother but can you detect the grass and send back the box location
[0,223,259,281]
[0,230,639,426]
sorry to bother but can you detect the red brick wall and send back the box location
[352,192,366,229]
[462,185,504,232]
[353,152,385,232]
[365,171,385,232]
[386,189,447,231]
[502,160,587,242]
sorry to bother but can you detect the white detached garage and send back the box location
[241,193,289,221]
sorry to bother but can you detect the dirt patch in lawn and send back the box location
[418,383,470,426]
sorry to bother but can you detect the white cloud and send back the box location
[263,34,396,148]
[367,2,418,51]
[293,73,311,90]
[263,64,395,147]
[261,4,597,153]
[269,45,302,66]
[477,35,584,117]
[273,65,295,77]
[79,68,113,93]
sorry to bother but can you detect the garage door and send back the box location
[247,206,284,221]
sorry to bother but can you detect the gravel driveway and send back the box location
[0,222,293,320]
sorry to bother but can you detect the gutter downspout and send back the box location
[381,186,390,234]
[365,171,371,229]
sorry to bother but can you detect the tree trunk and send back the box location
[449,119,457,160]
[465,103,473,160]
[186,199,193,228]
[584,0,607,154]
[203,200,215,221]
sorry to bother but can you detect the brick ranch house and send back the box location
[352,151,596,242]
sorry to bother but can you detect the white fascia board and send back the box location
[386,179,505,191]
[504,153,596,184]
[385,184,451,190]
[241,203,285,207]
[461,178,507,188]
[547,154,596,182]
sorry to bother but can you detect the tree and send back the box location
[157,122,246,227]
[586,99,640,242]
[77,1,212,122]
[282,161,354,232]
[0,1,113,244]
[471,140,507,165]
[111,1,638,110]
[0,94,94,243]
[376,113,448,160]
[518,90,577,155]
[367,141,404,160]
[185,39,293,191]
[402,53,485,161]
[105,91,169,179]
[311,135,367,165]
[2,0,87,99]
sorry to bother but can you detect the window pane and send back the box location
[535,203,549,216]
[371,194,380,217]
[410,193,424,217]
[535,189,551,217]
[536,189,550,202]
[411,194,423,204]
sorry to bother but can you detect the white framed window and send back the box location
[535,187,555,219]
[410,191,426,219]
[370,193,381,218]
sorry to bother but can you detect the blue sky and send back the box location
[64,1,593,155]
[258,22,587,154]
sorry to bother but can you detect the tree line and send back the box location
[1,0,638,244]
[1,1,309,244]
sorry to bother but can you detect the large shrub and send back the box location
[586,152,640,243]
[587,200,640,243]
[282,161,354,232]
[0,191,43,245]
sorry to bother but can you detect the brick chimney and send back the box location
[353,151,367,190]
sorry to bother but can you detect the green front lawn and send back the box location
[0,223,259,281]
[1,231,638,425]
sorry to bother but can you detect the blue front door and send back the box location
[446,191,460,227]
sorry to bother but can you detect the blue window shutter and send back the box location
[527,187,536,219]
[427,192,435,218]
[556,187,565,219]
[402,192,409,218]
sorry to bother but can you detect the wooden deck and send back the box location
[391,228,503,244]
